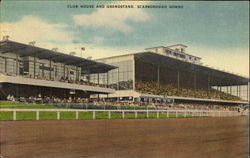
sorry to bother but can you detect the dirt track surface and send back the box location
[0,117,248,158]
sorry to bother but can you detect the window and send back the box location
[90,60,134,90]
[0,57,6,73]
[180,55,185,59]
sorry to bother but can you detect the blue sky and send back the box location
[0,1,249,76]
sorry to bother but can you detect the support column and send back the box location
[107,72,109,87]
[4,58,7,73]
[97,73,100,84]
[207,76,211,98]
[49,88,52,98]
[63,64,65,78]
[34,56,36,77]
[230,86,232,95]
[117,68,119,90]
[193,74,196,97]
[216,86,219,96]
[87,71,90,83]
[236,85,239,97]
[157,66,160,90]
[49,60,52,80]
[177,71,180,95]
[41,64,44,77]
[16,55,19,75]
[75,67,78,82]
[239,85,241,97]
[247,83,249,102]
[16,85,19,98]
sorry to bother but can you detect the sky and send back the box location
[0,1,249,77]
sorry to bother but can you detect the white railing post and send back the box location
[157,111,159,119]
[93,111,96,120]
[57,111,60,120]
[146,110,149,118]
[76,111,79,120]
[13,111,16,120]
[135,111,137,119]
[108,111,111,119]
[36,111,39,120]
[122,111,125,119]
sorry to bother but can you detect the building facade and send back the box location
[0,40,116,99]
[94,44,248,104]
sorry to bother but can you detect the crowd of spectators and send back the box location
[135,80,242,101]
[6,95,248,113]
[2,72,109,88]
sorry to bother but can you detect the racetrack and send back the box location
[0,117,248,158]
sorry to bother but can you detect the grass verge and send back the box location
[0,111,193,121]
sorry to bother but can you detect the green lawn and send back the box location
[0,111,13,120]
[0,101,193,121]
[0,111,193,121]
[39,112,57,120]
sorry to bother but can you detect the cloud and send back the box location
[0,15,141,59]
[1,16,74,45]
[1,15,247,77]
[73,2,151,34]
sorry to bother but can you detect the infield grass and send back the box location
[0,111,192,121]
[0,101,193,121]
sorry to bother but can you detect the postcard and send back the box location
[0,1,249,158]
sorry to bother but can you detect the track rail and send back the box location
[0,109,247,121]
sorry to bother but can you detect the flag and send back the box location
[81,47,85,51]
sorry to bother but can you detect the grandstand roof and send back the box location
[134,52,248,86]
[167,44,188,48]
[0,40,116,74]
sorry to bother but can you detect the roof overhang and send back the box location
[134,52,249,86]
[0,74,115,94]
[0,40,117,74]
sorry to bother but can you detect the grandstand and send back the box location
[0,39,116,100]
[95,44,249,105]
[0,39,248,106]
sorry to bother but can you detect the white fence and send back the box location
[0,109,247,121]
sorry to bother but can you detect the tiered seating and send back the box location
[1,72,110,88]
[135,80,242,101]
